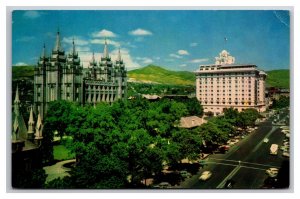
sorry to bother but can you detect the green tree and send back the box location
[236,108,260,128]
[46,100,74,138]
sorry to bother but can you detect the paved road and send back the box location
[181,109,290,189]
[44,159,76,183]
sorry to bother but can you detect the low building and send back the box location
[179,116,206,129]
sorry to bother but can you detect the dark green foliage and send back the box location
[271,96,290,109]
[236,109,260,128]
[12,168,47,189]
[45,177,73,189]
[45,98,203,188]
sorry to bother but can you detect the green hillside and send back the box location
[11,65,289,89]
[265,69,290,89]
[12,65,34,80]
[128,65,195,85]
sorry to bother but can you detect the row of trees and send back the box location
[42,98,260,188]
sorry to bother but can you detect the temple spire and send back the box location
[54,31,61,51]
[35,111,43,140]
[103,38,109,58]
[92,51,95,63]
[118,48,122,62]
[72,38,76,55]
[41,43,46,58]
[14,85,20,115]
[27,105,35,138]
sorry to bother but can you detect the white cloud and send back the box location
[111,48,141,69]
[23,11,41,19]
[169,53,182,59]
[135,57,154,64]
[78,48,140,69]
[16,36,35,42]
[190,42,198,47]
[129,28,153,36]
[190,58,209,63]
[15,62,28,66]
[63,36,89,46]
[154,56,160,60]
[180,64,187,67]
[178,50,189,55]
[92,29,117,38]
[90,39,120,47]
[165,58,175,62]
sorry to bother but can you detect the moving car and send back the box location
[270,144,279,155]
[266,168,279,178]
[263,138,269,143]
[224,179,235,188]
[199,171,212,181]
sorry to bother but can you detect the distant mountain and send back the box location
[128,65,195,85]
[11,65,290,89]
[265,69,290,89]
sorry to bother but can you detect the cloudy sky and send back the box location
[12,10,290,71]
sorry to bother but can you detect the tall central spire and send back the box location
[103,38,109,58]
[14,85,20,116]
[118,48,122,62]
[54,31,61,51]
[72,38,76,55]
[41,43,46,58]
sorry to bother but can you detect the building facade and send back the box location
[34,31,127,120]
[195,50,266,116]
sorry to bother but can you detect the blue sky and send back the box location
[12,10,290,71]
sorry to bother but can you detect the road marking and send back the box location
[216,166,241,188]
[208,158,280,169]
[251,126,278,153]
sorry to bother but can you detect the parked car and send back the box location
[266,168,279,178]
[199,171,212,181]
[180,170,192,178]
[158,182,171,188]
[218,145,230,153]
[282,152,290,158]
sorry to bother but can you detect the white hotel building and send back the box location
[195,50,266,116]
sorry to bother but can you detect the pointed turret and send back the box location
[14,85,20,116]
[90,51,97,67]
[103,38,109,59]
[118,48,122,62]
[54,31,62,52]
[35,112,43,140]
[27,105,35,139]
[41,43,46,58]
[72,38,76,56]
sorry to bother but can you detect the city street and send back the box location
[181,109,290,189]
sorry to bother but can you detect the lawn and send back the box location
[53,145,75,161]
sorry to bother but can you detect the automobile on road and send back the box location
[199,171,212,181]
[266,168,279,178]
[263,138,269,143]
